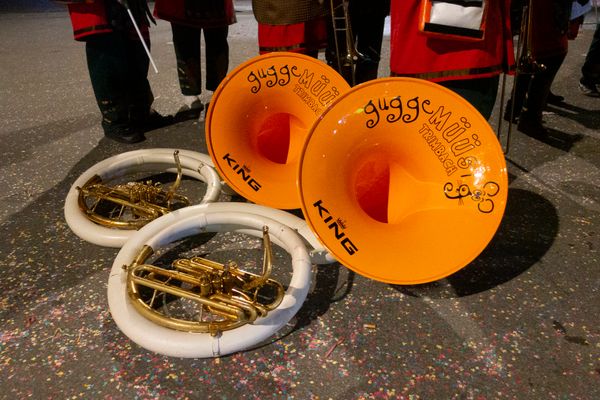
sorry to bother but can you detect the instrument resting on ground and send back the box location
[299,77,507,284]
[64,149,221,247]
[206,52,508,284]
[66,52,507,358]
[205,51,351,209]
[107,203,312,358]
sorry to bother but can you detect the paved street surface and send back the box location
[0,3,599,399]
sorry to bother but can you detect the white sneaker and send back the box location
[579,80,600,97]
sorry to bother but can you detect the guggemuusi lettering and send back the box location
[364,95,433,129]
[247,64,300,93]
[247,65,341,109]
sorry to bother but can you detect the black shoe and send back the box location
[136,109,175,133]
[547,91,564,105]
[104,127,145,144]
[517,114,549,138]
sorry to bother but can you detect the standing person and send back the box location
[345,0,390,85]
[506,0,588,121]
[505,0,573,137]
[389,0,514,120]
[65,0,174,144]
[326,0,390,85]
[579,20,600,96]
[154,0,236,120]
[252,0,389,85]
[545,0,591,105]
[252,0,329,57]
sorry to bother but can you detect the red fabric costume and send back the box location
[67,0,150,41]
[67,1,113,41]
[252,0,329,55]
[258,18,328,54]
[153,0,236,28]
[390,0,514,82]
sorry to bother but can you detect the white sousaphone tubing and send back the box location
[107,204,312,358]
[64,148,221,248]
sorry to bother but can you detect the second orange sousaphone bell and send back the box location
[206,53,508,285]
[206,52,351,209]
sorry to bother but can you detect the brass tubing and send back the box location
[243,226,273,290]
[128,270,247,321]
[125,227,285,334]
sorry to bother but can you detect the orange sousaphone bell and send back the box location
[206,53,508,285]
[206,52,351,209]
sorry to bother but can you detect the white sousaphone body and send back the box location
[103,53,508,357]
[105,53,349,357]
[64,149,221,247]
[107,203,313,358]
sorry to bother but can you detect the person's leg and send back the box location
[171,22,204,119]
[125,32,153,124]
[350,0,389,84]
[303,17,328,58]
[580,23,600,96]
[504,72,532,122]
[85,32,143,143]
[124,32,174,133]
[518,52,566,136]
[439,75,500,120]
[203,26,229,92]
[171,22,202,95]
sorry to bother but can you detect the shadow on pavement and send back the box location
[546,102,600,131]
[392,188,558,298]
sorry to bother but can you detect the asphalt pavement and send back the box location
[0,4,599,400]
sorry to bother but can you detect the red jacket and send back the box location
[153,0,236,28]
[390,0,514,82]
[67,0,149,41]
[67,1,112,40]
